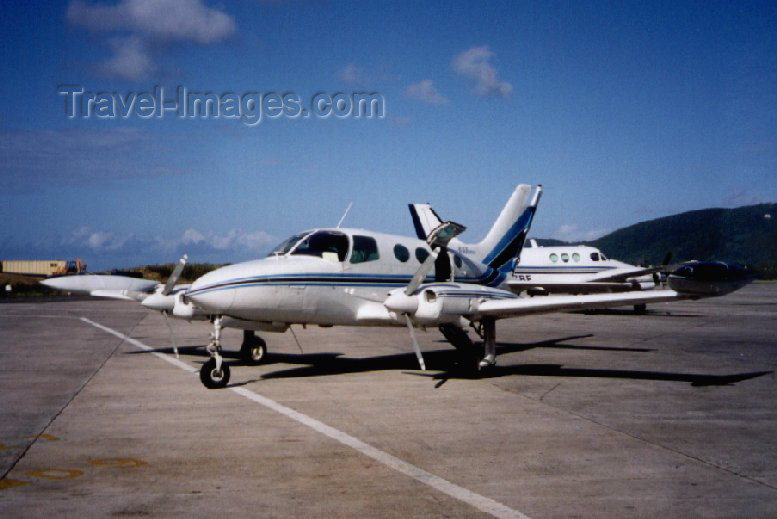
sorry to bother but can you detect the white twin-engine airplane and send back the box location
[510,241,661,295]
[43,184,752,389]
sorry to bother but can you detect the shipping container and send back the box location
[1,260,67,276]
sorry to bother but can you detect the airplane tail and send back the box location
[476,184,541,270]
[408,184,542,270]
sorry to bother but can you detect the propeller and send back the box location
[162,255,188,357]
[390,221,466,370]
[163,310,179,358]
[163,254,188,296]
[404,315,426,370]
[654,251,674,287]
[405,248,438,296]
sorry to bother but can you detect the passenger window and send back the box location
[600,254,607,260]
[550,253,558,263]
[351,235,380,264]
[415,247,430,263]
[561,253,569,263]
[590,252,600,261]
[572,253,580,262]
[393,244,410,262]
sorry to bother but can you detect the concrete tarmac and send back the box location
[1,285,775,518]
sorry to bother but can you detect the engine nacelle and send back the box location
[172,291,206,319]
[414,288,475,323]
[668,261,754,297]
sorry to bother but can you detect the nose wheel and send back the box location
[200,358,230,389]
[200,316,230,389]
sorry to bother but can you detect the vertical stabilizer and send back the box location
[477,184,542,269]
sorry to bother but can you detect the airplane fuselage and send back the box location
[187,227,514,327]
[510,245,655,293]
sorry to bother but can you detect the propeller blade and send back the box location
[162,311,179,358]
[405,248,438,296]
[163,254,188,296]
[404,315,426,370]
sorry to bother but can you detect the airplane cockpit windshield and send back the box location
[269,232,310,256]
[269,230,349,261]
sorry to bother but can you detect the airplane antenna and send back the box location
[336,202,353,229]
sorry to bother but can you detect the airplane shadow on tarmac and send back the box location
[127,335,771,389]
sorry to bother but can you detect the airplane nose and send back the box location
[187,270,236,313]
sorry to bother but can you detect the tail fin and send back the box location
[408,203,443,240]
[477,184,542,269]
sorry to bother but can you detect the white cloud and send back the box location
[67,0,236,80]
[452,46,513,97]
[175,228,275,253]
[67,0,236,43]
[99,36,156,80]
[556,223,610,242]
[61,226,275,260]
[181,228,206,245]
[405,80,448,105]
[5,226,276,271]
[558,224,578,236]
[66,227,132,251]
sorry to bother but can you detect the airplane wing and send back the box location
[586,265,664,282]
[88,289,147,301]
[476,289,682,318]
[41,274,158,296]
[506,280,648,294]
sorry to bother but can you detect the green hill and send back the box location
[535,203,777,278]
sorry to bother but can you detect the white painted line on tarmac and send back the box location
[80,316,531,519]
[80,317,196,374]
[0,314,77,319]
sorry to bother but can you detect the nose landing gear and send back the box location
[200,316,230,389]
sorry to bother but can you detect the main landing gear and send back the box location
[479,317,497,370]
[200,316,230,389]
[240,330,267,365]
[439,316,497,374]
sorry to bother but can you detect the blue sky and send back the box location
[1,0,775,270]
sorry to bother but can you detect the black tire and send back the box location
[634,303,647,314]
[199,358,230,389]
[240,336,267,365]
